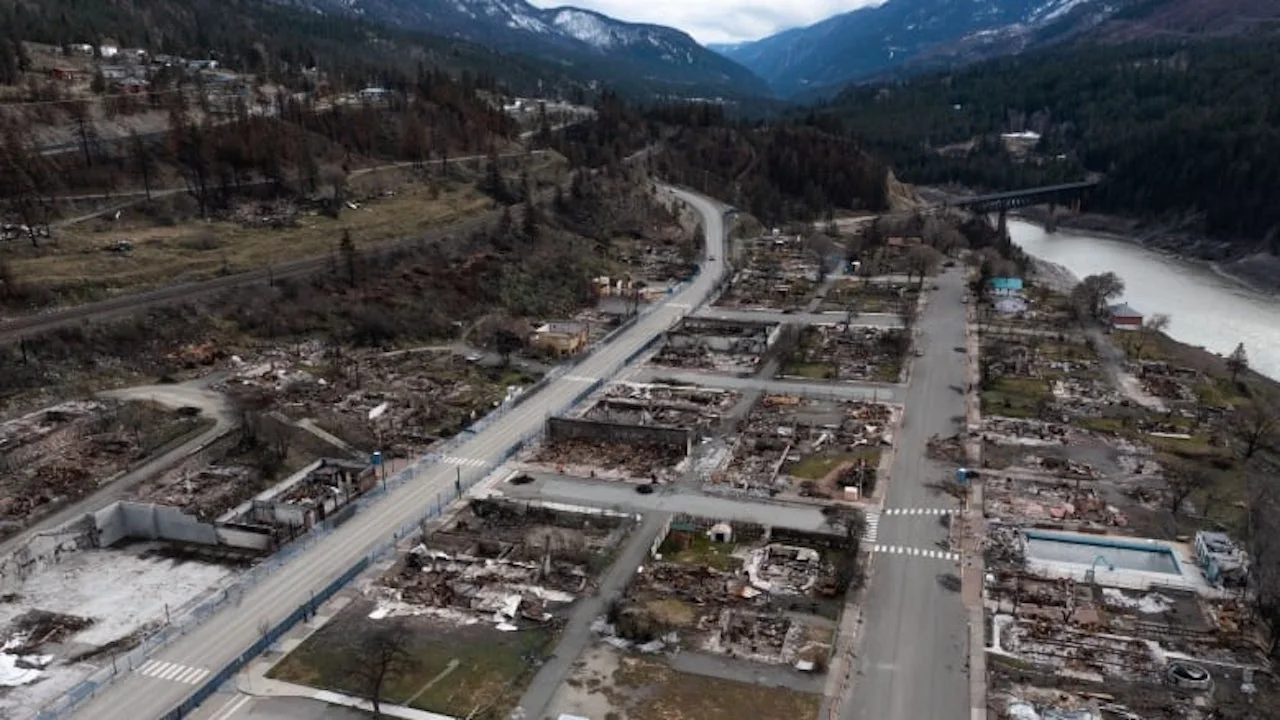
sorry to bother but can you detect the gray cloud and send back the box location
[530,0,884,44]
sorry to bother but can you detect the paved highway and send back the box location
[67,186,727,720]
[844,266,970,720]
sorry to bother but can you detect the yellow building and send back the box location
[530,322,588,356]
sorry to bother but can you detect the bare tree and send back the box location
[1234,401,1278,460]
[1164,461,1211,516]
[1226,342,1249,382]
[1070,272,1125,319]
[348,620,418,718]
[1135,313,1170,359]
[905,245,943,288]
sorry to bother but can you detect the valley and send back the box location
[0,1,1278,720]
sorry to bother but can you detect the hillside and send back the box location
[274,0,769,99]
[824,36,1280,252]
[0,0,586,97]
[546,98,893,224]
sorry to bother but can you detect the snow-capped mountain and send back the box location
[714,0,1128,98]
[277,0,769,98]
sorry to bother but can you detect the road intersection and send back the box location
[67,186,727,720]
[65,186,973,720]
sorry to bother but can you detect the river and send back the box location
[1007,219,1280,380]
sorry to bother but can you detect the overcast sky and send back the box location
[529,0,884,45]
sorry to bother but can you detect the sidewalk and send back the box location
[961,285,988,720]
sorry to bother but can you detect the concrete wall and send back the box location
[93,501,271,551]
[0,516,96,594]
[546,417,691,454]
[96,501,219,545]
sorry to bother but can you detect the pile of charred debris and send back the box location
[651,318,776,376]
[714,235,822,311]
[782,326,909,383]
[0,400,204,539]
[368,499,634,630]
[524,437,687,484]
[820,281,919,314]
[597,519,842,670]
[224,345,535,456]
[985,566,1272,720]
[710,395,893,500]
[579,381,739,436]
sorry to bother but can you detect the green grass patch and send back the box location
[1077,417,1126,435]
[1147,434,1230,463]
[1195,378,1247,409]
[787,450,881,480]
[269,619,554,719]
[875,360,903,383]
[659,533,741,571]
[981,377,1051,418]
[782,362,836,380]
[1038,342,1096,362]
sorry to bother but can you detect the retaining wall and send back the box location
[546,417,691,454]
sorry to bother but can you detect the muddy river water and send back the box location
[1008,219,1280,380]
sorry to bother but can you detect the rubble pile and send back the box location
[652,319,774,375]
[712,397,892,499]
[1136,361,1202,403]
[0,400,198,538]
[983,417,1074,447]
[132,465,258,519]
[784,325,909,382]
[984,475,1129,528]
[582,382,739,432]
[528,438,686,483]
[714,238,822,310]
[821,281,918,314]
[226,346,532,455]
[368,499,633,629]
[607,532,840,668]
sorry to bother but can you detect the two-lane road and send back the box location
[845,267,971,720]
[68,186,728,720]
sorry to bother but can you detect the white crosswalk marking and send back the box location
[138,660,210,685]
[862,510,880,543]
[880,507,957,516]
[442,455,488,469]
[870,544,959,562]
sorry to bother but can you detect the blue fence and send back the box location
[39,188,715,720]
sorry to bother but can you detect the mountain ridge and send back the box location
[274,0,771,98]
[714,0,1125,97]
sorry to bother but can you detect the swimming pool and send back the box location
[1023,531,1182,575]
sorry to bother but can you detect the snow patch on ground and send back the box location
[553,9,617,49]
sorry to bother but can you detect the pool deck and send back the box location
[1021,529,1224,597]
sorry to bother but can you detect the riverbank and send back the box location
[1015,205,1280,295]
[1026,256,1280,393]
